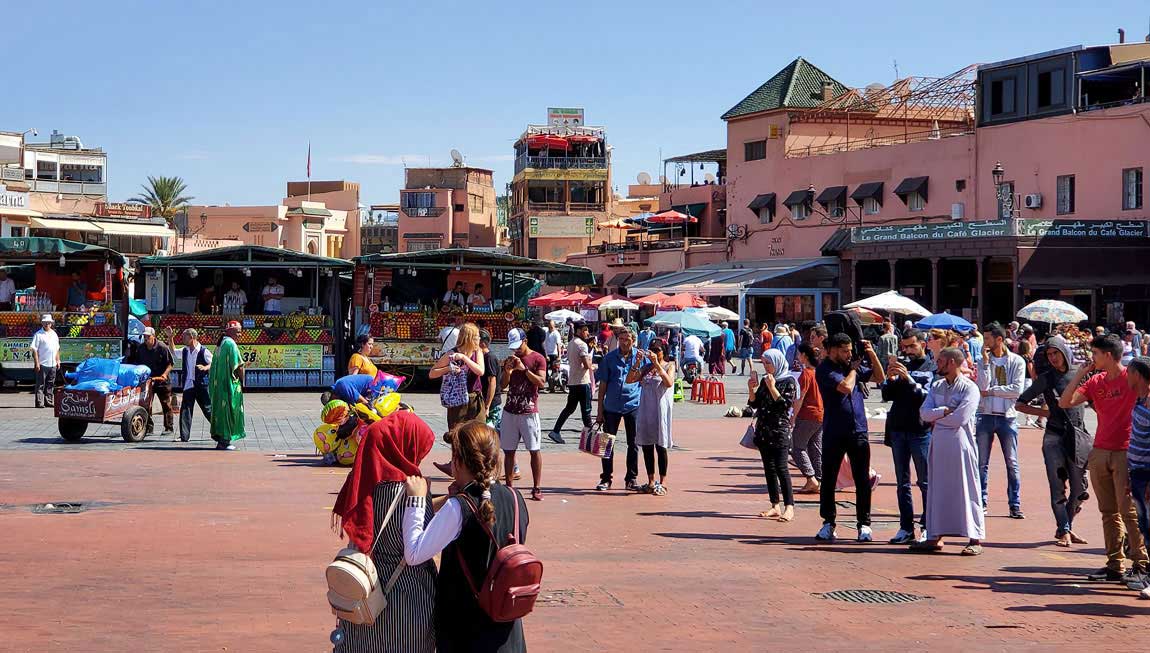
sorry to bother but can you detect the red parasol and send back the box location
[526,135,569,151]
[528,290,570,307]
[634,292,672,307]
[551,291,598,306]
[646,210,698,224]
[845,306,884,325]
[587,293,628,308]
[659,292,708,310]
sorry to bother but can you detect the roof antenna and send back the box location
[892,59,900,81]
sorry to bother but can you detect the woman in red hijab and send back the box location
[331,410,437,652]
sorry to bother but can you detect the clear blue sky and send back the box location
[6,0,1147,206]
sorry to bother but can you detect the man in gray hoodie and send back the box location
[976,322,1027,519]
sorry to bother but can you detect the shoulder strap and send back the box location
[454,489,519,597]
[368,488,406,555]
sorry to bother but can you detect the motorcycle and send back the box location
[546,356,569,394]
[681,359,701,384]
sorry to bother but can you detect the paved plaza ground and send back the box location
[0,381,1146,652]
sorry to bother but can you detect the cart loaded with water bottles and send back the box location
[54,357,154,442]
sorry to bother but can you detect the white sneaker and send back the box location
[1141,587,1150,600]
[888,528,916,544]
[918,529,929,543]
[858,525,874,543]
[815,523,837,541]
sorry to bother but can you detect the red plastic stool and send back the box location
[703,377,724,404]
[691,377,706,402]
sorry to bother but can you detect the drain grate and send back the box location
[818,589,929,604]
[31,502,88,514]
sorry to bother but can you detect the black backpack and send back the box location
[824,310,866,356]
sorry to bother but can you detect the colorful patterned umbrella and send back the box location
[1017,299,1088,325]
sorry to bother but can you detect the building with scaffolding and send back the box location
[508,110,611,262]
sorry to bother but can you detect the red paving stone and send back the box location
[1,417,1148,652]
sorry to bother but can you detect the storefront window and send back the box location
[822,293,838,314]
[772,294,816,324]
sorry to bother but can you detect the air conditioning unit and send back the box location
[951,202,965,220]
[1024,193,1043,209]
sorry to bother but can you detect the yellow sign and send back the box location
[371,341,438,366]
[515,168,608,182]
[174,344,324,370]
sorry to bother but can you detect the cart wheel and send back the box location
[58,418,88,442]
[121,406,149,442]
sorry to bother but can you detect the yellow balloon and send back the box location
[374,392,402,418]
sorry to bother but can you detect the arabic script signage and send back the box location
[852,219,1012,244]
[1018,219,1149,239]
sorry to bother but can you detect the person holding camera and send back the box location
[626,338,676,495]
[815,333,884,543]
[881,328,936,544]
[500,331,547,502]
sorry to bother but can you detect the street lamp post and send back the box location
[992,160,1016,220]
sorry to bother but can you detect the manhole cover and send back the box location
[818,589,929,604]
[31,502,88,514]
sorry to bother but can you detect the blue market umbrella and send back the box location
[645,310,722,338]
[915,312,975,333]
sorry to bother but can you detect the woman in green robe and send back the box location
[209,321,246,450]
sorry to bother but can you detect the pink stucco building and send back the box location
[572,43,1150,326]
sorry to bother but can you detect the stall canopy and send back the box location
[139,244,353,270]
[627,257,838,297]
[356,247,595,287]
[0,237,127,266]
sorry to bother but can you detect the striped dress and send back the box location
[336,481,437,653]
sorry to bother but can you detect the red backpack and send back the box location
[456,490,543,622]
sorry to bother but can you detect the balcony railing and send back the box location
[785,125,973,158]
[400,206,446,218]
[27,179,107,196]
[526,201,606,212]
[584,237,726,256]
[514,155,608,173]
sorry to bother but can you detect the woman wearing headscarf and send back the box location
[331,411,437,652]
[749,349,799,522]
[1015,335,1094,547]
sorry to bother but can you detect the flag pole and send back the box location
[307,142,312,201]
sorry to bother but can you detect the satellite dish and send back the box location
[637,172,651,185]
[450,149,464,167]
[704,172,716,183]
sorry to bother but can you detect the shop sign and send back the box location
[529,216,594,238]
[852,219,1012,244]
[371,340,438,366]
[1018,219,1149,239]
[0,187,29,210]
[0,338,122,364]
[172,344,324,371]
[95,202,151,218]
[519,168,608,181]
[243,221,279,233]
[548,107,585,127]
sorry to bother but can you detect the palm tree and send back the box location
[129,175,193,228]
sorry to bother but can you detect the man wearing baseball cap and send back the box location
[209,321,246,450]
[500,329,548,500]
[31,314,60,409]
[128,326,175,436]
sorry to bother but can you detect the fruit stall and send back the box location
[0,238,130,382]
[136,245,353,389]
[352,247,595,371]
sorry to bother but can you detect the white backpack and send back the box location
[326,489,406,625]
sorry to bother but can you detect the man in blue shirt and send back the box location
[721,322,736,374]
[1126,357,1150,598]
[637,324,655,351]
[595,327,641,491]
[324,374,380,408]
[815,332,884,543]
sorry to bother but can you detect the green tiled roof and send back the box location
[721,57,849,120]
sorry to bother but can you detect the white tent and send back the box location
[544,309,585,322]
[598,298,640,311]
[844,290,931,318]
[704,306,740,321]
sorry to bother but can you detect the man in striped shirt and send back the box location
[1125,357,1150,598]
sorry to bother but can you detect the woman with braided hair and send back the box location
[403,422,529,652]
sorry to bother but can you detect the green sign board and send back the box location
[0,338,122,364]
[1018,219,1149,239]
[852,219,1012,244]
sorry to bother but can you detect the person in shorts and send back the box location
[500,330,547,501]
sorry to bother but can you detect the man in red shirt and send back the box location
[1061,334,1149,583]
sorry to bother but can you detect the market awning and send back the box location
[628,272,652,284]
[140,244,353,269]
[782,189,811,206]
[815,186,847,207]
[850,182,884,205]
[893,176,929,202]
[285,206,333,217]
[606,273,633,287]
[747,193,776,211]
[0,207,44,218]
[627,257,839,297]
[820,227,853,255]
[1020,245,1150,288]
[671,203,707,218]
[30,217,100,232]
[0,237,126,265]
[356,246,594,286]
[90,220,173,237]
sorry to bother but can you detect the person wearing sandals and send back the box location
[331,410,437,652]
[912,347,985,556]
[1015,335,1093,548]
[627,337,675,495]
[749,349,798,522]
[402,421,529,652]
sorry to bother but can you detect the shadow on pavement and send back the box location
[906,573,1137,599]
[1005,602,1150,618]
[636,510,763,520]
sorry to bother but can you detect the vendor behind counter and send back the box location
[171,271,322,316]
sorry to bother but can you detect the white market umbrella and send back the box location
[704,306,740,322]
[544,308,585,322]
[598,298,640,311]
[844,290,931,318]
[1017,299,1088,325]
